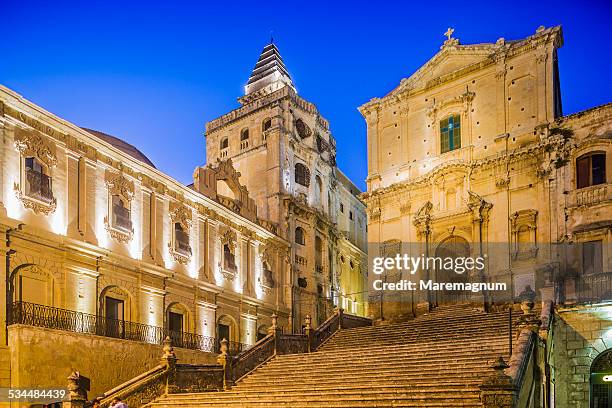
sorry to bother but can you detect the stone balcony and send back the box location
[569,183,611,207]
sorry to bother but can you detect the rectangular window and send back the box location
[440,114,461,154]
[583,240,603,275]
[592,154,606,185]
[577,156,591,189]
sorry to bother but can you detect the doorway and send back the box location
[105,296,124,338]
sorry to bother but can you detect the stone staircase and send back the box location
[148,304,517,407]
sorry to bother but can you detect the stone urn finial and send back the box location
[160,336,177,368]
[219,338,228,354]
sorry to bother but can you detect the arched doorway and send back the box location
[216,314,238,351]
[434,235,471,304]
[166,303,191,348]
[591,349,612,407]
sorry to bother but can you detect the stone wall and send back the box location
[552,306,612,407]
[8,325,218,399]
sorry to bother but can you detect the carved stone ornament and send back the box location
[169,204,192,231]
[14,128,57,167]
[168,241,191,265]
[14,182,57,215]
[258,243,273,266]
[105,171,135,202]
[104,218,134,243]
[220,266,237,281]
[467,191,493,224]
[219,226,237,252]
[426,90,475,124]
[413,201,433,236]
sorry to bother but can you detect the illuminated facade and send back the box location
[0,85,293,395]
[205,43,368,328]
[361,25,612,406]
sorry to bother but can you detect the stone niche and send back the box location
[8,325,217,398]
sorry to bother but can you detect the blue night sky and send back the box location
[1,1,610,191]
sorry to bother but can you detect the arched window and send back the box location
[262,118,272,132]
[240,129,249,150]
[591,349,612,407]
[315,175,323,205]
[295,163,310,187]
[111,195,132,232]
[240,128,249,141]
[295,227,305,245]
[576,152,606,189]
[220,137,229,150]
[24,157,54,203]
[440,114,461,153]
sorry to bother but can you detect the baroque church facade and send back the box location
[0,44,366,397]
[361,25,612,406]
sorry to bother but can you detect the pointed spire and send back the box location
[244,42,295,96]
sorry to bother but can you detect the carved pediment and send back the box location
[169,202,192,230]
[105,171,135,202]
[219,226,237,251]
[14,128,57,167]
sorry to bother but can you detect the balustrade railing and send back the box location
[229,334,275,383]
[310,311,340,350]
[8,301,233,354]
[571,184,610,207]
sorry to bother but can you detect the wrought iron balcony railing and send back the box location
[575,271,612,303]
[8,301,248,356]
[25,170,54,203]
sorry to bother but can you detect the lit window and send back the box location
[174,223,192,257]
[24,157,54,204]
[576,152,606,189]
[440,114,461,153]
[223,244,237,272]
[112,195,132,232]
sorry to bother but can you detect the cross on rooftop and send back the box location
[444,27,454,40]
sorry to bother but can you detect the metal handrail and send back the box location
[9,301,228,354]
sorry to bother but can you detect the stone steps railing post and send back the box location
[63,371,90,408]
[337,308,344,331]
[304,314,312,352]
[217,338,230,389]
